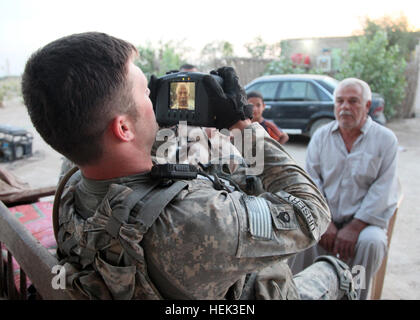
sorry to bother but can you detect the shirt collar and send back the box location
[331,115,372,134]
[80,172,151,195]
[361,116,373,134]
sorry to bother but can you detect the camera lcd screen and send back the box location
[169,82,195,110]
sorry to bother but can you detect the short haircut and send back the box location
[179,63,197,71]
[247,91,264,101]
[22,32,137,165]
[334,78,372,103]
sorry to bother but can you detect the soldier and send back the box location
[22,32,355,300]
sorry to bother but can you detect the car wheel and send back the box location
[309,118,334,138]
[14,145,24,159]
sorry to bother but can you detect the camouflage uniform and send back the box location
[57,123,352,299]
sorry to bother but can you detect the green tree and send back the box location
[134,41,187,79]
[0,77,22,107]
[135,42,158,79]
[336,31,407,118]
[245,36,282,59]
[200,40,235,70]
[245,36,268,59]
[362,14,420,61]
[201,41,234,61]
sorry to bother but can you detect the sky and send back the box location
[1,0,420,76]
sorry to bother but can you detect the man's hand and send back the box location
[278,131,289,145]
[319,222,338,253]
[333,219,367,261]
[202,67,253,130]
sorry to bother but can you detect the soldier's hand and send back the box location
[319,222,338,253]
[202,67,253,130]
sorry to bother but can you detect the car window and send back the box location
[316,85,332,101]
[277,81,320,101]
[246,82,279,100]
[306,83,319,101]
[315,78,339,94]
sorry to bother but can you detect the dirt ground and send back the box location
[1,96,419,300]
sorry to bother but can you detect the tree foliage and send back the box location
[335,31,407,118]
[200,41,234,61]
[264,57,306,74]
[199,40,235,70]
[245,36,281,59]
[362,14,420,61]
[0,77,21,107]
[134,40,187,79]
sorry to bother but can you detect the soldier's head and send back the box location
[22,32,150,166]
[247,91,265,123]
[333,78,372,130]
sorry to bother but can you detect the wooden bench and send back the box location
[0,200,70,299]
[369,193,404,300]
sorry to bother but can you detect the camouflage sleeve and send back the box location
[143,123,331,298]
[229,122,330,240]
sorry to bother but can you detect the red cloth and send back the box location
[261,119,283,142]
[1,201,56,293]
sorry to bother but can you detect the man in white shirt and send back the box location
[289,78,399,299]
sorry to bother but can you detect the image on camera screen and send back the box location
[169,82,195,110]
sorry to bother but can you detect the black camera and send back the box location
[153,71,223,127]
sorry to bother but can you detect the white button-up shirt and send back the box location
[305,116,399,229]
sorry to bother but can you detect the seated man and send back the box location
[289,78,399,299]
[22,32,355,300]
[247,91,289,144]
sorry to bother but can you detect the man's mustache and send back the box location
[339,110,353,117]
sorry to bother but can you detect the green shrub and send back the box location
[264,57,306,75]
[135,41,187,79]
[335,31,407,118]
[0,77,22,107]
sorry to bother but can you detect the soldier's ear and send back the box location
[110,115,135,142]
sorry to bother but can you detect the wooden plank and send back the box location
[20,269,27,300]
[7,251,15,299]
[370,193,404,300]
[1,186,56,207]
[0,241,4,296]
[0,201,71,299]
